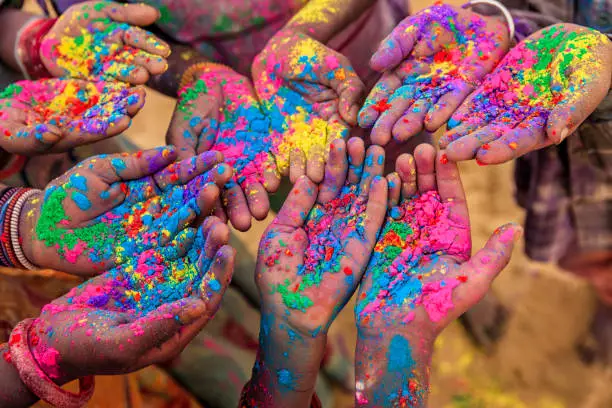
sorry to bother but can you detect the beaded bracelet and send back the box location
[9,319,95,408]
[1,189,28,268]
[14,17,57,80]
[0,187,18,267]
[11,189,40,270]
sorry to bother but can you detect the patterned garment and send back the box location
[499,0,612,262]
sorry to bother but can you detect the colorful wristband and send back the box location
[178,62,235,92]
[15,17,57,80]
[10,189,40,270]
[8,318,95,408]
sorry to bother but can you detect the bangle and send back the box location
[462,0,515,40]
[14,17,57,80]
[10,189,40,270]
[9,319,95,408]
[0,188,18,267]
[0,188,27,268]
[178,62,234,92]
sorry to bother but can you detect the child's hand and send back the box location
[41,1,170,83]
[0,79,144,155]
[440,23,612,165]
[257,138,387,336]
[167,64,280,231]
[20,217,234,384]
[359,4,510,145]
[19,146,232,276]
[252,29,366,183]
[354,144,521,406]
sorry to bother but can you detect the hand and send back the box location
[41,1,170,83]
[0,79,145,155]
[167,64,280,231]
[256,138,388,336]
[252,28,366,183]
[25,216,235,383]
[19,146,232,276]
[353,144,521,407]
[440,23,612,164]
[358,3,510,145]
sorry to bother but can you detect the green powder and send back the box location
[274,279,314,312]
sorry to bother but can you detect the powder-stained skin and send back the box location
[40,1,170,84]
[0,79,144,155]
[359,3,510,145]
[354,146,522,407]
[441,23,612,164]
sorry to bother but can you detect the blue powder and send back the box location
[70,174,88,192]
[387,334,416,373]
[277,369,294,388]
[111,158,127,173]
[100,190,110,200]
[71,191,92,211]
[208,278,221,292]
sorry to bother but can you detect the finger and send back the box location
[347,137,365,184]
[124,87,146,116]
[358,74,400,128]
[289,148,307,184]
[320,55,365,125]
[386,171,401,208]
[104,3,169,40]
[154,151,223,190]
[318,138,348,204]
[121,26,170,58]
[424,81,474,132]
[435,150,470,242]
[160,227,197,260]
[477,116,547,165]
[273,176,318,228]
[306,144,326,184]
[203,219,230,259]
[391,98,431,142]
[444,122,507,162]
[199,245,235,312]
[0,122,62,155]
[223,184,252,232]
[195,184,222,219]
[184,163,233,199]
[244,181,271,221]
[105,60,151,84]
[362,176,389,245]
[370,19,418,71]
[439,118,489,150]
[87,146,176,184]
[263,153,281,193]
[396,153,417,199]
[358,145,385,197]
[130,50,169,76]
[465,223,523,281]
[369,85,417,146]
[160,205,198,246]
[414,143,436,193]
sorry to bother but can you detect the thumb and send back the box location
[0,123,63,155]
[467,223,523,281]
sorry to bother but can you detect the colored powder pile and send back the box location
[177,71,274,188]
[35,159,218,316]
[255,36,348,174]
[356,190,470,323]
[42,14,166,81]
[360,4,504,122]
[451,25,608,132]
[385,334,425,407]
[266,184,367,311]
[288,0,336,26]
[0,79,137,138]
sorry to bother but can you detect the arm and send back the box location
[0,8,46,72]
[286,0,377,43]
[0,344,39,408]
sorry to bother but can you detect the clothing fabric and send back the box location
[500,0,612,262]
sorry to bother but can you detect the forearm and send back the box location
[355,331,433,408]
[240,313,326,407]
[0,9,41,71]
[286,0,376,43]
[0,343,39,407]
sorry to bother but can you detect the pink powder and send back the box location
[416,279,460,322]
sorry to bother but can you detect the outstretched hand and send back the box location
[257,138,388,335]
[19,146,232,276]
[167,65,280,231]
[252,29,366,183]
[41,1,170,83]
[0,79,144,155]
[23,216,235,384]
[359,3,510,145]
[440,23,612,164]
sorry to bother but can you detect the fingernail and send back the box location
[558,128,569,144]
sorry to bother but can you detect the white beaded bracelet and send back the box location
[10,189,41,270]
[463,0,516,40]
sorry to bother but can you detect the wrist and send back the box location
[15,17,56,80]
[178,61,233,92]
[0,188,40,269]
